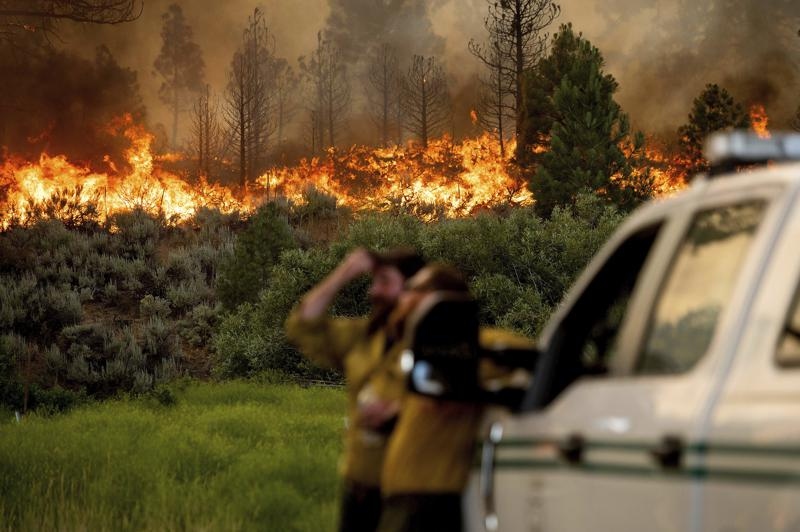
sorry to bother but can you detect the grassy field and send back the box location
[0,381,346,531]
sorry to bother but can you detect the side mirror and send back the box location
[403,293,539,410]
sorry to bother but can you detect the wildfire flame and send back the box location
[750,104,770,139]
[0,115,242,228]
[257,134,531,219]
[1,115,693,229]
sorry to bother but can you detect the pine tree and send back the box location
[223,8,281,187]
[469,0,560,143]
[153,3,205,148]
[678,84,750,176]
[401,55,451,148]
[299,32,351,152]
[529,26,644,217]
[517,23,586,166]
[365,43,401,148]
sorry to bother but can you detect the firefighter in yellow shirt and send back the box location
[375,264,535,532]
[285,247,425,532]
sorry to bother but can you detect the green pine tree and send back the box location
[527,25,645,217]
[216,203,296,310]
[516,24,587,167]
[677,84,750,177]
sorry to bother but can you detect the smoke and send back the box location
[0,43,145,166]
[565,0,800,134]
[4,0,799,160]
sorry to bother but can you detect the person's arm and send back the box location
[297,248,375,320]
[285,248,375,370]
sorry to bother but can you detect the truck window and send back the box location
[636,201,767,375]
[777,284,800,367]
[525,223,662,410]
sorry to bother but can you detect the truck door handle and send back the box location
[557,433,585,464]
[650,435,683,469]
[481,422,503,532]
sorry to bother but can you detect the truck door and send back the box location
[702,182,800,532]
[471,195,774,532]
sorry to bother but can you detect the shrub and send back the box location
[420,214,510,277]
[106,255,148,294]
[66,353,97,385]
[28,385,89,415]
[142,316,179,360]
[0,274,36,332]
[0,334,24,408]
[214,294,339,381]
[59,323,111,355]
[116,326,146,371]
[103,281,119,301]
[108,209,160,260]
[334,212,422,253]
[166,278,213,313]
[472,274,526,325]
[192,207,241,245]
[216,202,296,310]
[164,247,201,283]
[132,369,155,393]
[150,383,177,406]
[179,303,221,348]
[139,295,172,319]
[22,186,102,230]
[36,285,83,336]
[292,186,338,222]
[44,344,66,376]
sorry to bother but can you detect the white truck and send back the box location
[451,132,800,532]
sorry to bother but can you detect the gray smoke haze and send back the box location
[55,0,800,147]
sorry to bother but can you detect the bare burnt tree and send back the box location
[393,82,405,145]
[401,55,451,148]
[365,43,401,147]
[321,35,350,149]
[299,34,324,153]
[223,8,278,188]
[475,34,514,157]
[244,10,277,180]
[153,3,205,149]
[190,84,220,179]
[224,50,249,187]
[272,58,299,155]
[299,32,350,152]
[0,0,142,43]
[469,0,560,139]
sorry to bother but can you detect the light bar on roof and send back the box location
[705,130,800,167]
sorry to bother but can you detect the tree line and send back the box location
[0,0,772,221]
[154,0,760,219]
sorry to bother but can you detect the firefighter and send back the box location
[285,247,425,532]
[376,263,535,532]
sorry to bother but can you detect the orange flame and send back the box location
[1,116,693,230]
[615,137,689,198]
[750,104,770,139]
[1,114,242,228]
[257,134,531,219]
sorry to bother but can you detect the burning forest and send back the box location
[1,0,792,229]
[0,0,789,421]
[2,3,800,528]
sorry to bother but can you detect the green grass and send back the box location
[0,381,346,531]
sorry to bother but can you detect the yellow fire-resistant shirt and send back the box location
[285,308,407,488]
[381,327,535,495]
